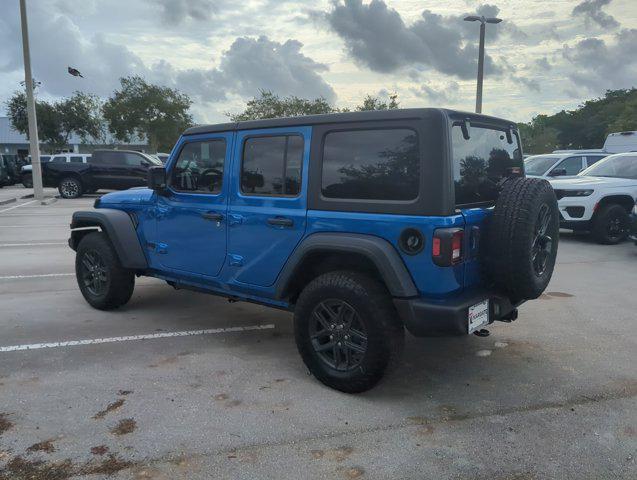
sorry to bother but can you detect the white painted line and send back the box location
[0,242,67,247]
[0,324,276,352]
[0,199,38,214]
[0,273,74,280]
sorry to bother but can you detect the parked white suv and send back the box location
[525,153,607,178]
[549,152,637,244]
[21,153,90,188]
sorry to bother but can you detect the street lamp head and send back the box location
[486,17,502,24]
[464,15,482,22]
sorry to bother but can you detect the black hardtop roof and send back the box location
[183,108,517,136]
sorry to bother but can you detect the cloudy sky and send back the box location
[1,0,636,124]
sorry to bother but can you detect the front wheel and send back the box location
[76,232,135,310]
[59,177,83,199]
[294,271,404,393]
[592,204,629,244]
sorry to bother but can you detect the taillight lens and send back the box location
[451,230,463,263]
[432,228,464,267]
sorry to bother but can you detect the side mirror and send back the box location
[550,168,567,177]
[148,166,167,192]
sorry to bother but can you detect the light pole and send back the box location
[464,15,502,114]
[19,0,44,201]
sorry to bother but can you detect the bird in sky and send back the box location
[67,66,83,78]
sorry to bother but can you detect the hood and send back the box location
[549,176,637,188]
[98,188,155,205]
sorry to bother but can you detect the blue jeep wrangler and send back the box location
[69,109,559,393]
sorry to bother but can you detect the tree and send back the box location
[355,92,399,111]
[5,90,102,152]
[519,88,637,154]
[103,76,193,152]
[228,90,400,121]
[229,90,335,121]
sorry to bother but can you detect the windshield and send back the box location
[579,154,637,179]
[524,155,560,176]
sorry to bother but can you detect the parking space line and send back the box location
[0,242,67,247]
[0,199,38,214]
[0,273,74,280]
[0,324,276,352]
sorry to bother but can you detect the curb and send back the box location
[41,197,58,206]
[0,197,17,206]
[20,193,34,199]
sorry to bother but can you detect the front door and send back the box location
[155,133,232,278]
[226,127,310,287]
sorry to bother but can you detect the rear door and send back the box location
[226,127,310,287]
[450,122,523,288]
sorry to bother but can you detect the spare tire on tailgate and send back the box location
[486,177,559,300]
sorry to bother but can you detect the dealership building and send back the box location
[0,117,148,158]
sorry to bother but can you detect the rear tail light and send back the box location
[432,228,464,267]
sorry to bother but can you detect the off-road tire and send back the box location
[591,204,629,245]
[486,177,559,300]
[58,176,83,199]
[22,174,33,188]
[294,271,404,393]
[75,232,135,310]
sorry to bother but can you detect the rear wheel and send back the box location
[22,174,33,188]
[592,204,629,244]
[59,177,83,199]
[294,271,404,393]
[75,232,135,310]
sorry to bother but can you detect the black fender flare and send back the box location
[69,209,148,270]
[275,232,418,299]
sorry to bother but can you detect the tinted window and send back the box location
[70,156,84,163]
[452,125,523,206]
[321,129,419,201]
[553,156,582,175]
[586,155,606,167]
[524,155,559,176]
[170,140,226,194]
[95,151,125,165]
[241,135,303,196]
[123,153,145,166]
[51,156,67,163]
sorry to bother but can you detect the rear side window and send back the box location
[170,140,226,194]
[123,153,144,166]
[452,125,522,206]
[586,155,605,167]
[70,156,84,163]
[51,156,67,163]
[241,135,303,196]
[321,129,419,201]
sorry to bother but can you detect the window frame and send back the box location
[450,121,523,208]
[319,126,421,202]
[307,118,444,216]
[167,137,228,196]
[239,133,305,198]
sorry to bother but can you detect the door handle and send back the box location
[201,212,224,222]
[267,217,293,227]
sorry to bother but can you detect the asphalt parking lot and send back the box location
[0,184,635,479]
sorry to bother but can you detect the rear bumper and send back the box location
[394,289,520,337]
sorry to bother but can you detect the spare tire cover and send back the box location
[486,177,559,300]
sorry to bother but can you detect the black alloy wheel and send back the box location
[79,249,109,296]
[309,299,368,372]
[531,203,554,276]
